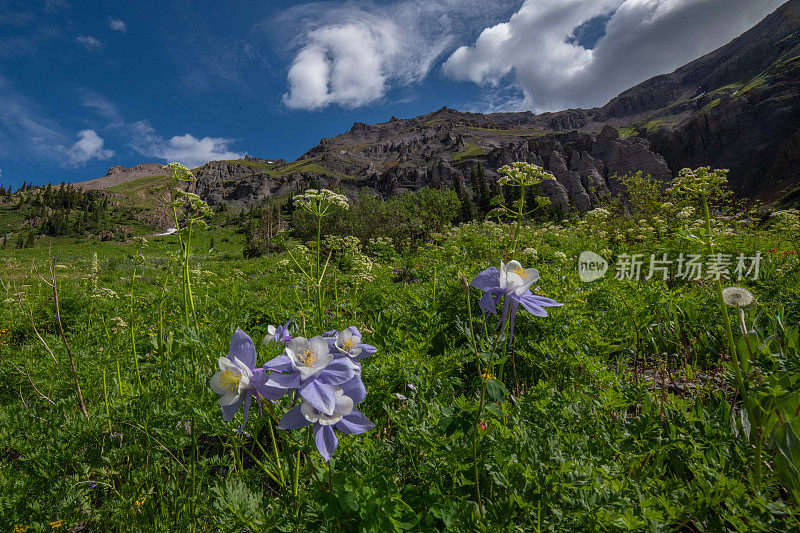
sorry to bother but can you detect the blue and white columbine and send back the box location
[472,260,562,340]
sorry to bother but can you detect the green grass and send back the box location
[2,195,800,531]
[618,126,639,139]
[452,144,489,162]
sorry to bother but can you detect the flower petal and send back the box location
[339,376,367,405]
[479,291,500,315]
[263,354,293,372]
[220,395,244,421]
[219,391,241,406]
[252,369,288,401]
[241,391,253,428]
[210,371,230,395]
[278,405,311,430]
[265,371,301,389]
[335,409,375,435]
[313,424,338,462]
[300,379,337,415]
[471,267,500,292]
[514,268,540,296]
[355,344,377,359]
[229,328,257,370]
[319,357,358,386]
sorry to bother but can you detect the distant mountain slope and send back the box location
[74,163,167,190]
[77,1,800,210]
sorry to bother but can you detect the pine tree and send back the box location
[25,232,34,248]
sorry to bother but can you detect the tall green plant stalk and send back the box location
[129,240,143,392]
[460,276,485,519]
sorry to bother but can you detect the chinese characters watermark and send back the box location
[579,251,761,282]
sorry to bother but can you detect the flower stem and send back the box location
[511,184,526,258]
[102,369,112,433]
[129,245,142,393]
[703,194,757,488]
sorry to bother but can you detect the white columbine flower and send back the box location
[210,357,253,406]
[499,260,539,297]
[335,328,362,357]
[722,287,754,307]
[286,336,333,380]
[300,387,354,426]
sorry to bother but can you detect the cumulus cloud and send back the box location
[278,0,520,110]
[66,130,113,166]
[130,121,242,168]
[76,35,102,50]
[443,0,785,112]
[109,18,127,32]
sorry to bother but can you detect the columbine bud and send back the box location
[458,272,470,293]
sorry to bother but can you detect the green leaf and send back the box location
[486,379,509,403]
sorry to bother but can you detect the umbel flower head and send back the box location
[278,386,375,461]
[472,260,562,341]
[722,286,755,307]
[210,328,284,427]
[293,189,349,217]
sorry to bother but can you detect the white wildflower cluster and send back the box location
[90,252,99,292]
[294,189,349,217]
[599,248,613,258]
[584,208,611,221]
[659,202,674,211]
[553,251,568,262]
[497,162,556,186]
[770,209,800,233]
[164,162,194,182]
[367,237,396,261]
[323,235,372,273]
[676,206,696,220]
[521,247,538,261]
[669,167,729,196]
[90,287,118,299]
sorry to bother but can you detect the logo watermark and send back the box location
[579,251,762,282]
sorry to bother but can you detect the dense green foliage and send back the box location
[2,172,800,531]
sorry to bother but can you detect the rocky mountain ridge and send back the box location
[79,1,800,212]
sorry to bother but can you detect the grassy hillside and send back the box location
[2,171,800,530]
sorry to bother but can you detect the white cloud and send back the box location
[66,130,113,166]
[109,18,127,32]
[130,121,242,168]
[0,74,69,161]
[80,90,122,124]
[76,35,102,50]
[279,0,520,110]
[443,0,785,112]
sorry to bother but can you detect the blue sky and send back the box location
[0,0,783,188]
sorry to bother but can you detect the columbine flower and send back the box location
[264,336,360,416]
[210,328,284,427]
[278,387,374,461]
[265,317,293,345]
[722,287,754,307]
[331,326,377,359]
[471,260,562,341]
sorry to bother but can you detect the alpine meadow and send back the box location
[2,0,800,531]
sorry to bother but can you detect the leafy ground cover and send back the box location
[1,166,800,531]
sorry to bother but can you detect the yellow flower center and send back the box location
[341,338,356,351]
[513,266,528,278]
[299,348,319,368]
[219,370,241,392]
